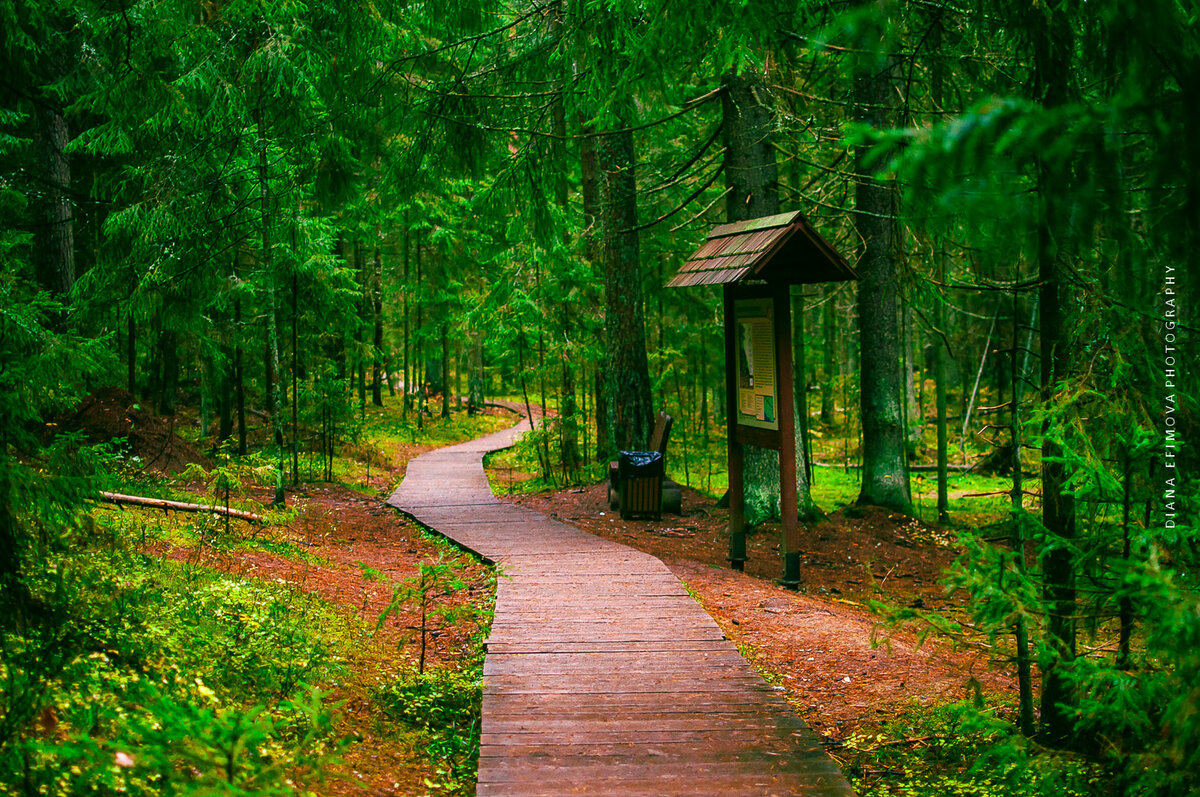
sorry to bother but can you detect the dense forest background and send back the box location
[2,0,1198,794]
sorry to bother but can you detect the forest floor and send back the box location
[74,394,1021,794]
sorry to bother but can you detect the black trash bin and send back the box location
[617,450,664,520]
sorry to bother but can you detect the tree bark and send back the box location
[1031,7,1077,747]
[820,286,836,425]
[156,328,178,416]
[722,70,815,524]
[33,91,75,299]
[235,298,247,455]
[441,322,450,419]
[98,492,266,524]
[372,245,384,407]
[256,73,286,507]
[126,311,137,397]
[551,48,581,474]
[853,55,912,514]
[580,118,609,460]
[598,115,653,452]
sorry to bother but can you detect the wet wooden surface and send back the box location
[387,408,855,796]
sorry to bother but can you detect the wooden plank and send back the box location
[385,413,856,797]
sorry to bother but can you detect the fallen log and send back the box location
[97,491,267,524]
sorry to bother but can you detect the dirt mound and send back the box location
[60,387,211,475]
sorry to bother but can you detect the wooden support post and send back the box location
[775,290,801,589]
[724,285,747,570]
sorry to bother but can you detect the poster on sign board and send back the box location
[733,297,778,431]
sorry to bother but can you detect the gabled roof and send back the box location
[667,210,857,287]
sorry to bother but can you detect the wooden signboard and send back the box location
[724,284,801,587]
[670,211,857,588]
[733,297,779,432]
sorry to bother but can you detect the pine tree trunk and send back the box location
[33,91,75,299]
[402,224,411,419]
[724,71,779,525]
[218,337,234,444]
[291,268,300,485]
[722,70,815,524]
[820,286,836,425]
[550,56,581,473]
[598,115,653,452]
[930,17,950,524]
[1031,9,1077,747]
[580,117,608,459]
[372,245,384,407]
[441,323,450,419]
[157,329,178,416]
[415,237,425,429]
[904,305,922,451]
[935,249,950,522]
[257,74,285,507]
[854,56,912,514]
[235,298,247,455]
[1010,284,1035,736]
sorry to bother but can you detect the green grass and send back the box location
[2,512,351,795]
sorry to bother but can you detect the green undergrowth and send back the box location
[374,667,484,795]
[842,701,1103,797]
[2,487,497,795]
[0,511,350,795]
[482,441,606,496]
[364,537,496,795]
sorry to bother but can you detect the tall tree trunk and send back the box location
[854,55,912,514]
[402,224,411,419]
[441,323,450,419]
[257,73,286,507]
[904,305,922,451]
[157,328,178,415]
[598,115,653,452]
[291,267,300,485]
[550,40,582,473]
[415,235,425,429]
[372,244,384,407]
[33,91,75,299]
[820,286,836,425]
[930,15,950,524]
[1010,284,1035,737]
[934,249,950,523]
[218,337,234,444]
[792,289,816,517]
[1031,8,1077,747]
[127,310,137,396]
[582,127,609,459]
[235,298,247,455]
[355,242,367,413]
[722,70,815,524]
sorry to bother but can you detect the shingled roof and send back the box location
[667,210,857,287]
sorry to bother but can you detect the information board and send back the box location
[733,297,778,431]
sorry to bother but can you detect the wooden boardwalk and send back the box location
[387,411,855,796]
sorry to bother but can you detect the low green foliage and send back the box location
[368,543,493,795]
[844,702,1102,797]
[0,511,349,794]
[376,553,477,675]
[374,667,483,795]
[484,442,606,495]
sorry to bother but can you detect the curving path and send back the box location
[387,407,855,796]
